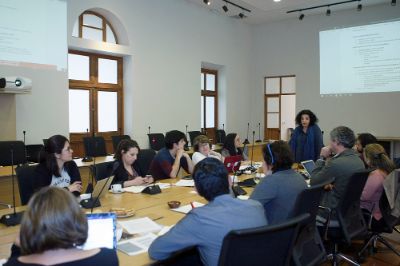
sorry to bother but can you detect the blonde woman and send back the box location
[361,143,396,226]
[191,135,223,165]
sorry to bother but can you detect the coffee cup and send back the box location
[111,184,122,193]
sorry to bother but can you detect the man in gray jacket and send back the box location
[311,126,365,212]
[148,158,268,266]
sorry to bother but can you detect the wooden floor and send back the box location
[1,170,399,265]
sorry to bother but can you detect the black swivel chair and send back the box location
[218,213,310,266]
[148,133,165,151]
[90,161,115,181]
[111,135,131,153]
[215,129,226,145]
[83,136,108,157]
[290,178,334,266]
[135,149,156,176]
[188,131,202,147]
[318,171,370,266]
[358,170,400,258]
[25,144,44,163]
[15,165,36,205]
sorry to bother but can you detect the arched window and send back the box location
[72,11,118,44]
[69,11,123,156]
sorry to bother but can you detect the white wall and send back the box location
[67,0,254,147]
[251,4,400,143]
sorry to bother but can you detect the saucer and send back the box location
[109,190,124,194]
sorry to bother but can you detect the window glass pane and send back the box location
[201,73,204,90]
[72,21,79,37]
[282,76,296,93]
[265,78,280,94]
[83,14,102,28]
[82,26,103,42]
[206,74,215,91]
[68,54,89,81]
[98,91,118,132]
[206,97,215,128]
[69,90,90,133]
[267,113,279,128]
[98,58,118,84]
[106,25,116,44]
[267,97,279,112]
[201,96,204,128]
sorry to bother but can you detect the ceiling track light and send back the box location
[203,0,210,6]
[222,5,229,12]
[239,13,244,18]
[326,7,331,16]
[391,0,396,6]
[299,13,305,20]
[357,2,362,11]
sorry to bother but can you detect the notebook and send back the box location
[300,160,316,178]
[82,212,117,250]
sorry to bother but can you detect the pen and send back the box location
[190,202,195,209]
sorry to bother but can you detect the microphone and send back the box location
[243,123,250,144]
[256,123,262,143]
[81,174,112,211]
[184,125,189,151]
[148,126,151,134]
[222,123,224,131]
[0,142,25,226]
[249,131,257,172]
[82,128,93,162]
[22,130,28,164]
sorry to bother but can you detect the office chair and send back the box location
[111,135,131,153]
[25,144,44,163]
[290,178,334,266]
[188,131,202,147]
[318,171,370,266]
[148,133,165,151]
[358,170,400,258]
[83,136,108,157]
[135,149,156,176]
[151,246,203,266]
[90,161,115,181]
[215,129,226,145]
[218,213,310,266]
[15,165,36,205]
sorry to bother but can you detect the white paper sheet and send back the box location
[118,217,162,235]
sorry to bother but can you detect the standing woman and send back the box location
[361,143,396,227]
[221,133,248,160]
[34,135,82,194]
[112,139,153,188]
[289,109,323,162]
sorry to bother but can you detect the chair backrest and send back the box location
[336,170,370,244]
[135,149,156,176]
[290,178,333,266]
[215,130,226,144]
[25,144,44,163]
[111,135,131,153]
[188,131,202,146]
[0,141,26,166]
[218,213,310,266]
[148,133,165,151]
[16,165,36,205]
[83,136,107,157]
[379,170,400,230]
[90,161,115,181]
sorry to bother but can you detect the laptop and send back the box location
[224,155,242,173]
[82,212,117,250]
[300,160,316,178]
[80,176,115,209]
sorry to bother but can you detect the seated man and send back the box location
[311,126,365,215]
[148,158,268,266]
[149,130,194,180]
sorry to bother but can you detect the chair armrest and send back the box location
[318,205,332,240]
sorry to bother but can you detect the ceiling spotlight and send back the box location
[239,12,244,18]
[357,2,362,11]
[391,0,396,6]
[203,0,210,5]
[299,13,304,20]
[326,8,331,16]
[222,5,228,12]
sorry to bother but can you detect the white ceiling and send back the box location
[185,0,392,24]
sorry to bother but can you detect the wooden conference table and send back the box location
[0,173,257,266]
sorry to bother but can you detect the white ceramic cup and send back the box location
[111,184,122,193]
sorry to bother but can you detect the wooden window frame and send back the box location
[201,68,218,141]
[78,11,118,44]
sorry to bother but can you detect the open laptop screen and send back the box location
[82,212,117,250]
[301,160,316,177]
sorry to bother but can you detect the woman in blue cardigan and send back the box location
[289,109,323,162]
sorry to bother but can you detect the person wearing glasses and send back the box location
[191,135,223,165]
[34,135,82,195]
[250,141,307,224]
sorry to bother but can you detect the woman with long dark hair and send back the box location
[289,109,323,162]
[221,133,248,160]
